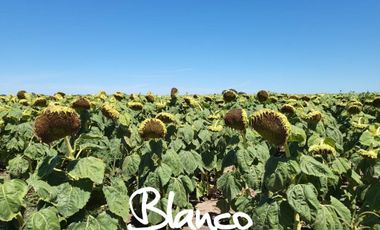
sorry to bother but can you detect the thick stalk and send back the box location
[64,136,75,160]
[293,213,301,230]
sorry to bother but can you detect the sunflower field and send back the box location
[0,89,379,229]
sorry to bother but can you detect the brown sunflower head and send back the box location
[269,96,278,103]
[155,112,176,123]
[72,97,91,110]
[301,96,311,101]
[34,105,81,143]
[257,90,269,102]
[223,90,238,103]
[304,111,322,124]
[33,97,48,107]
[17,90,27,99]
[171,87,178,98]
[113,92,125,101]
[139,118,167,140]
[101,104,120,120]
[204,96,213,102]
[224,108,249,131]
[145,92,155,103]
[250,109,291,146]
[128,101,144,111]
[309,144,336,155]
[280,104,296,114]
[372,97,380,108]
[347,102,362,115]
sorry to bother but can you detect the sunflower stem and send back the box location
[293,213,301,230]
[285,143,291,158]
[64,136,75,160]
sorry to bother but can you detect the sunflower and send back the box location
[304,111,322,124]
[280,104,296,114]
[155,112,176,123]
[145,92,155,103]
[34,105,80,143]
[309,144,336,155]
[250,109,291,146]
[33,97,47,107]
[72,97,91,110]
[224,108,249,131]
[139,118,167,140]
[128,101,144,111]
[358,149,378,159]
[223,90,238,103]
[101,104,120,120]
[257,90,269,102]
[171,87,178,98]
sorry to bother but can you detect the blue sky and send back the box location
[0,0,379,95]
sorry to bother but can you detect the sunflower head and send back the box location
[224,108,249,131]
[301,96,311,101]
[250,109,291,146]
[34,105,81,143]
[72,97,91,110]
[309,144,336,155]
[204,96,213,102]
[347,102,362,115]
[257,90,269,102]
[101,104,120,120]
[171,87,178,98]
[156,112,176,123]
[223,90,238,103]
[269,96,278,103]
[358,149,378,159]
[128,101,144,111]
[280,104,296,114]
[33,97,47,107]
[19,99,29,106]
[113,92,125,101]
[372,97,380,108]
[17,90,27,99]
[145,92,155,103]
[304,111,322,124]
[208,124,224,132]
[139,118,167,140]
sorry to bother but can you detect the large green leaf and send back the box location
[53,183,91,218]
[300,155,335,178]
[67,212,118,230]
[312,205,343,230]
[162,149,183,176]
[167,178,188,208]
[0,179,28,221]
[103,177,129,222]
[286,183,320,223]
[329,196,352,225]
[27,178,57,202]
[6,155,29,177]
[252,200,284,230]
[156,163,172,186]
[122,153,141,180]
[266,159,300,192]
[24,207,60,230]
[68,157,105,184]
[216,172,241,202]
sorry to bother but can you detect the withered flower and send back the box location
[250,109,291,146]
[139,118,167,140]
[224,108,249,131]
[34,105,80,143]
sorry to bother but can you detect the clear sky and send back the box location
[0,0,379,95]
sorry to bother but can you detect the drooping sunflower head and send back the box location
[19,99,29,106]
[184,96,198,107]
[280,104,296,114]
[139,118,167,140]
[113,92,125,101]
[17,90,27,99]
[304,111,322,124]
[224,108,249,131]
[34,105,81,143]
[155,112,176,123]
[204,96,213,102]
[250,109,291,146]
[208,124,224,132]
[145,92,155,103]
[257,90,269,102]
[72,97,91,110]
[223,90,238,103]
[347,101,362,115]
[358,149,378,159]
[33,97,47,107]
[128,101,144,111]
[171,87,178,98]
[269,96,278,103]
[309,144,336,155]
[372,97,380,108]
[101,103,120,120]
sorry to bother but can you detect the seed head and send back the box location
[139,118,167,140]
[72,97,91,110]
[128,101,144,111]
[34,105,80,143]
[358,149,378,159]
[309,144,336,155]
[257,90,269,102]
[171,87,178,98]
[250,109,291,146]
[280,104,296,114]
[33,97,47,107]
[101,104,120,120]
[223,90,238,103]
[224,108,248,131]
[145,92,155,103]
[156,112,176,123]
